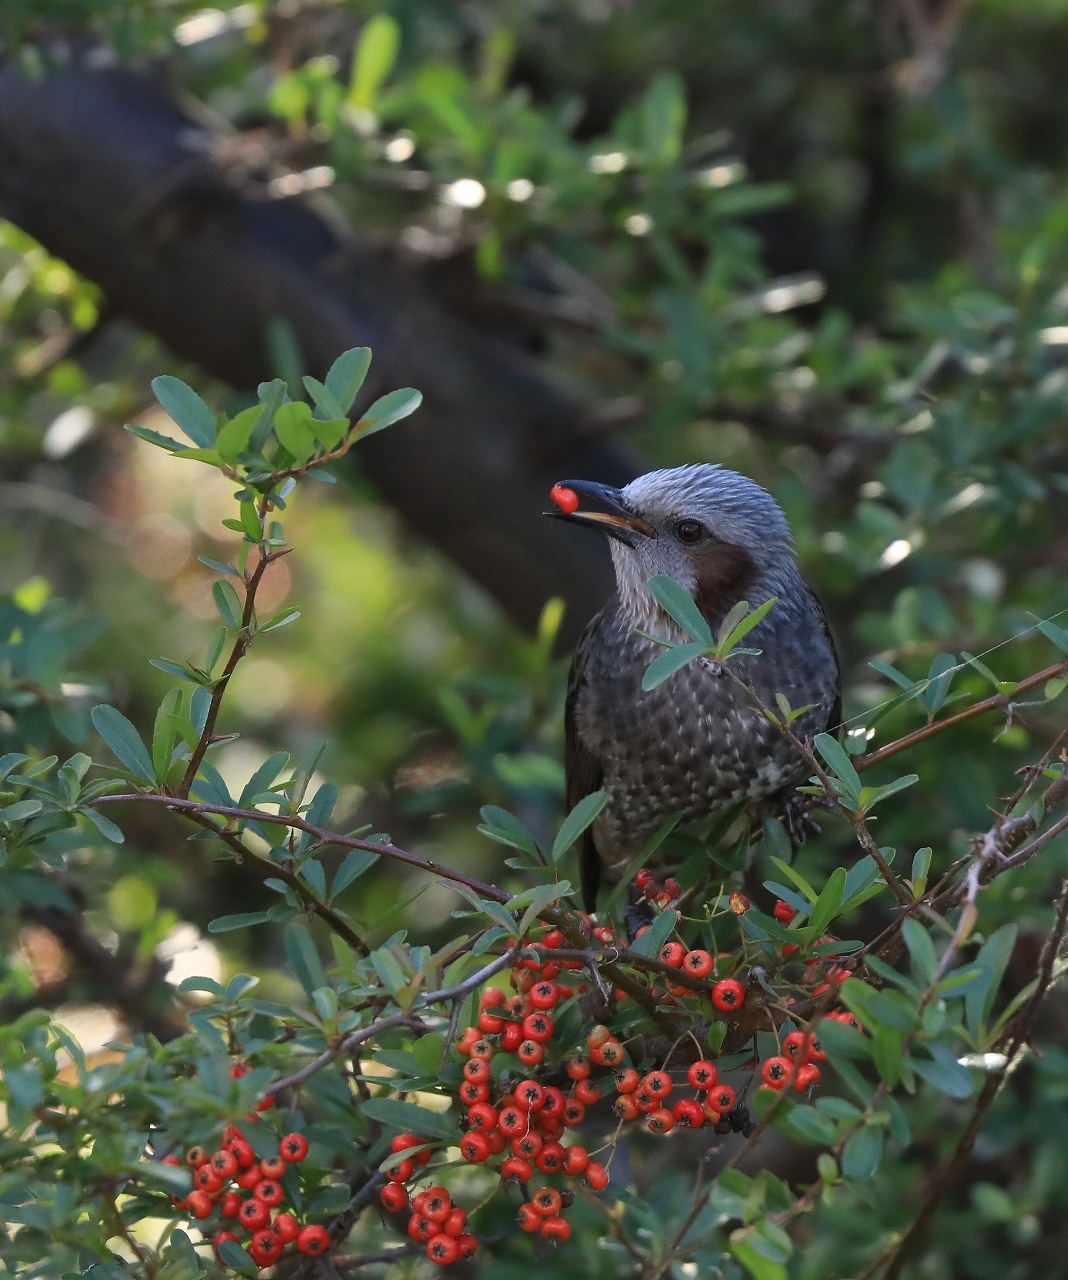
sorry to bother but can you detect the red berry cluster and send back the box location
[167,1128,324,1268]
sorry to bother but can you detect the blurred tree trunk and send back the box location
[0,61,639,641]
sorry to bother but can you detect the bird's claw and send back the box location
[780,790,822,847]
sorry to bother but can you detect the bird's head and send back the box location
[548,464,795,626]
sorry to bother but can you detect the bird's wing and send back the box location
[565,609,607,912]
[809,587,843,736]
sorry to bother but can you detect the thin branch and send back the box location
[856,658,1068,773]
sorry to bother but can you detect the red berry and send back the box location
[210,1149,238,1178]
[773,899,798,923]
[442,1207,467,1237]
[249,1229,281,1265]
[563,1144,589,1174]
[272,1211,300,1243]
[280,1132,310,1162]
[385,1156,414,1183]
[683,949,714,977]
[711,978,745,1011]
[673,1098,705,1128]
[194,1165,223,1193]
[379,1182,409,1213]
[460,1131,491,1163]
[514,1080,545,1112]
[458,1080,490,1105]
[517,1039,544,1066]
[238,1198,270,1230]
[659,941,686,968]
[709,1084,736,1113]
[614,1094,640,1121]
[220,1191,243,1219]
[426,1233,460,1265]
[584,1160,609,1191]
[186,1189,213,1219]
[462,1057,491,1084]
[687,1059,718,1090]
[500,1021,524,1052]
[296,1224,331,1256]
[566,1057,590,1081]
[573,1079,601,1105]
[517,1202,542,1232]
[466,1101,499,1131]
[235,1164,262,1190]
[408,1214,434,1243]
[761,1056,793,1089]
[540,1214,571,1242]
[794,1063,821,1092]
[729,891,750,914]
[185,1146,208,1169]
[532,1186,563,1216]
[549,484,580,515]
[536,1141,566,1174]
[422,1187,452,1224]
[563,1098,586,1126]
[501,1156,533,1184]
[643,1070,672,1098]
[259,1157,285,1183]
[522,1012,554,1043]
[255,1178,285,1207]
[646,1107,675,1134]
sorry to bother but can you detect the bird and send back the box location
[547,464,841,911]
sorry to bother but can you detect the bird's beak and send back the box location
[545,480,657,546]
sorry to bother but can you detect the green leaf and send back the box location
[261,608,301,634]
[966,923,1018,1037]
[152,688,184,783]
[642,640,710,690]
[325,347,372,412]
[868,659,917,690]
[515,882,572,936]
[641,69,687,166]
[371,947,407,995]
[90,705,156,783]
[629,908,679,958]
[151,375,217,447]
[215,405,262,460]
[841,1125,883,1179]
[728,1225,790,1280]
[859,773,919,812]
[0,799,43,823]
[284,922,328,997]
[814,733,862,807]
[911,1042,974,1098]
[274,401,318,460]
[125,423,185,452]
[353,387,423,439]
[217,1237,259,1276]
[331,848,379,898]
[647,574,713,644]
[80,807,125,844]
[348,13,401,109]
[718,596,777,653]
[921,652,958,715]
[551,790,608,862]
[208,911,271,932]
[212,580,243,630]
[803,865,847,941]
[239,752,290,806]
[902,917,937,984]
[477,806,543,859]
[302,375,347,422]
[361,1096,458,1141]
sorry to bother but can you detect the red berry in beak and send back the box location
[549,484,579,514]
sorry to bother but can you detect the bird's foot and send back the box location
[624,888,654,943]
[780,789,825,847]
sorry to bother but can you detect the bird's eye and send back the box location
[675,519,706,544]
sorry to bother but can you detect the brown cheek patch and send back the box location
[693,542,759,623]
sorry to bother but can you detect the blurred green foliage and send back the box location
[1,2,1068,1277]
